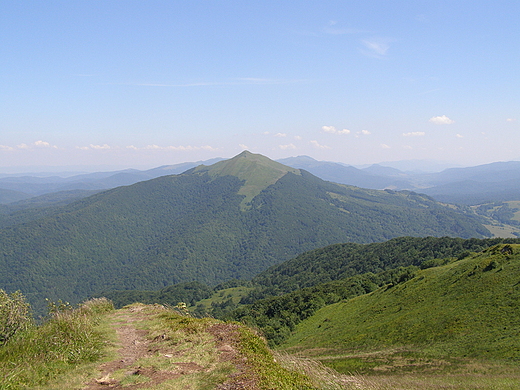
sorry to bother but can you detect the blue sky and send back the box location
[1,1,519,170]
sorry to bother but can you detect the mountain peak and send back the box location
[192,151,301,209]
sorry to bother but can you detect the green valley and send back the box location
[0,152,490,314]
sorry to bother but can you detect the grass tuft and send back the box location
[0,297,114,389]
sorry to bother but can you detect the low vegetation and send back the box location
[0,297,114,389]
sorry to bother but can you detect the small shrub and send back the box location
[79,297,115,315]
[46,298,73,315]
[0,289,33,345]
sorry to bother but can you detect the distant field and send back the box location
[506,201,520,222]
[191,286,253,310]
[287,349,520,390]
[484,224,520,238]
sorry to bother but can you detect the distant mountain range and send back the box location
[0,151,489,313]
[279,157,520,205]
[2,156,520,207]
[0,158,224,203]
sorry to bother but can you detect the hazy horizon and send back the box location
[0,152,503,176]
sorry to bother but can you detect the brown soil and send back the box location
[208,323,260,390]
[82,306,260,390]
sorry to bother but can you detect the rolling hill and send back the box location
[248,236,513,296]
[0,151,490,313]
[281,244,520,370]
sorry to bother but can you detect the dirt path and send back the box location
[83,306,174,389]
[82,306,259,390]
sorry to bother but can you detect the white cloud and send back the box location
[126,145,138,150]
[381,144,391,149]
[506,118,517,122]
[34,140,57,148]
[322,125,337,133]
[294,135,303,141]
[275,133,287,137]
[90,144,111,150]
[168,145,192,151]
[279,143,296,150]
[322,126,351,135]
[429,115,455,125]
[456,134,463,138]
[310,140,331,149]
[12,140,59,150]
[0,145,14,151]
[361,38,391,58]
[359,130,371,135]
[239,144,249,150]
[323,21,366,35]
[76,146,90,150]
[402,131,426,137]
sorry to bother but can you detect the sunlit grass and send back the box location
[0,297,115,389]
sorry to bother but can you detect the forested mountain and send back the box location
[0,188,31,204]
[99,236,520,346]
[0,189,101,228]
[0,151,490,313]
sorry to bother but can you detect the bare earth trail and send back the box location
[82,306,259,390]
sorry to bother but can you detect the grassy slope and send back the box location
[192,150,300,209]
[282,244,520,364]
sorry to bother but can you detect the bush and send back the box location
[0,289,32,345]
